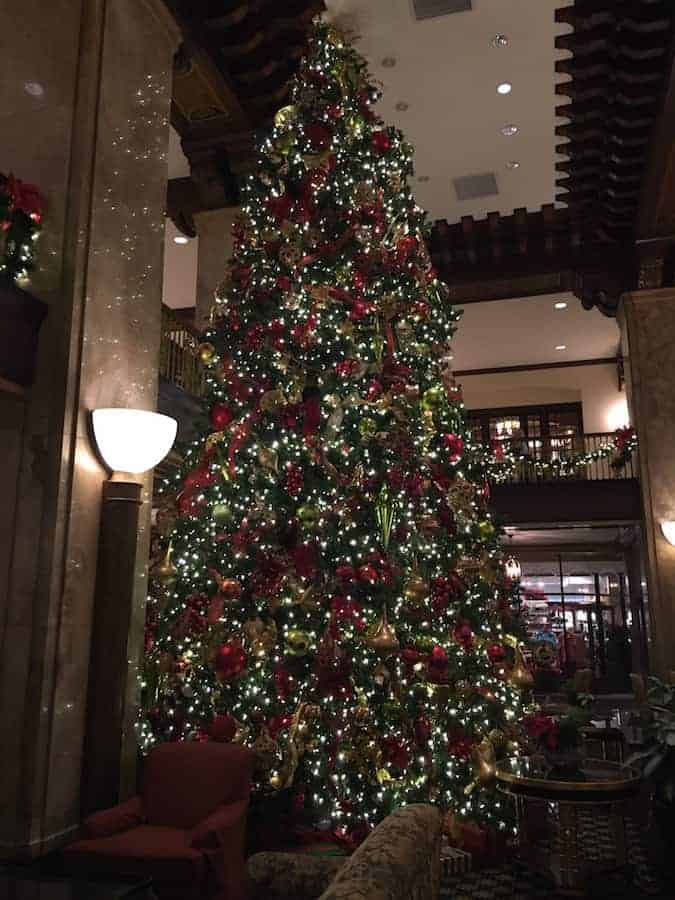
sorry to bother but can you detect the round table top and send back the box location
[496,756,641,800]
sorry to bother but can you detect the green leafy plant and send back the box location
[0,172,43,282]
[627,677,675,803]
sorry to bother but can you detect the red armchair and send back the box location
[64,742,254,900]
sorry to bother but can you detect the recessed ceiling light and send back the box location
[418,175,430,182]
[381,56,397,68]
[555,344,567,351]
[500,124,518,137]
[395,101,409,111]
[23,81,45,98]
[554,301,568,310]
[497,82,512,95]
[173,235,189,245]
[506,160,520,169]
[491,34,509,48]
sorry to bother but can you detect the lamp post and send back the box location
[83,409,176,815]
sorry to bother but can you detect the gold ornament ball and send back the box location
[365,609,399,656]
[274,132,295,156]
[258,447,279,472]
[274,104,298,128]
[198,342,216,365]
[212,502,232,525]
[279,245,302,268]
[260,388,286,412]
[285,629,312,657]
[478,520,495,540]
[421,385,444,411]
[359,417,377,439]
[404,573,429,606]
[297,505,320,528]
[153,546,177,586]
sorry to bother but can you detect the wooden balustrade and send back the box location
[159,306,205,398]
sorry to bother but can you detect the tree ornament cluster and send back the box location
[141,22,527,843]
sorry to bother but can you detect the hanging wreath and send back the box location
[0,172,43,283]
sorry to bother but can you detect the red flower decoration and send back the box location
[523,714,559,750]
[453,620,474,651]
[7,174,43,221]
[305,123,332,151]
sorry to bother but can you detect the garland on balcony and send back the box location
[0,173,43,283]
[486,426,637,483]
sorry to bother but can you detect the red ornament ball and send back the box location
[357,564,379,584]
[214,640,247,681]
[371,130,391,153]
[486,642,506,663]
[210,403,234,430]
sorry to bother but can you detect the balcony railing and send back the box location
[496,432,637,484]
[159,306,205,398]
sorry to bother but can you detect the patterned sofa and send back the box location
[247,803,442,900]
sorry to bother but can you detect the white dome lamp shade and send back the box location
[92,408,177,475]
[661,522,675,547]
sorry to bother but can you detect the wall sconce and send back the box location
[661,522,675,546]
[84,408,176,814]
[92,408,177,476]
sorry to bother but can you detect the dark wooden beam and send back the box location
[455,357,617,379]
[637,36,675,238]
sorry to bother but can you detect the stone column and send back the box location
[619,288,675,676]
[194,207,239,328]
[0,0,180,858]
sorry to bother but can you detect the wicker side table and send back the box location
[496,757,641,896]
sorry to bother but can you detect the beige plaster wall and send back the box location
[460,362,629,433]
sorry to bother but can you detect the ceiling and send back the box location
[325,0,571,221]
[450,292,621,371]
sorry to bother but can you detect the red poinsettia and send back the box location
[6,174,43,221]
[523,713,559,750]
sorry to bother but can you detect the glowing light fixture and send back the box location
[500,124,518,136]
[24,81,45,98]
[661,522,675,546]
[173,235,189,245]
[554,301,568,310]
[504,556,522,581]
[497,82,512,95]
[555,344,567,351]
[506,160,520,170]
[92,408,177,474]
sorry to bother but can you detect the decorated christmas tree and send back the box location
[143,22,528,843]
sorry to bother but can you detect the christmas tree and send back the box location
[143,22,527,842]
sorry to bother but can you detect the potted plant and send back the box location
[523,704,591,779]
[0,172,47,387]
[626,677,675,877]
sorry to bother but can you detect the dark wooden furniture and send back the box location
[0,275,47,387]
